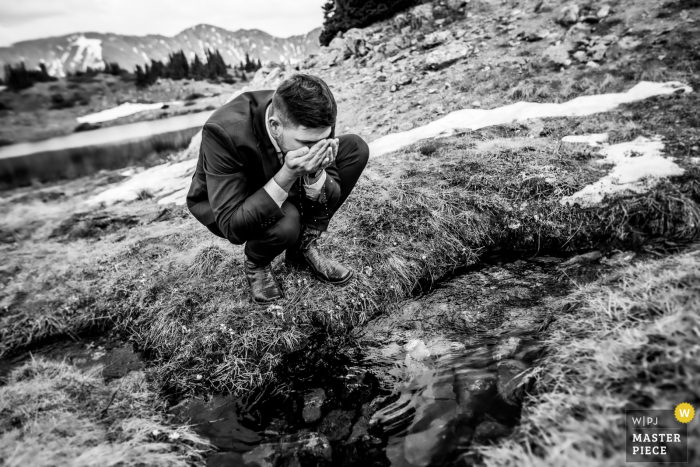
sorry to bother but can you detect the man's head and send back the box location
[268,74,337,154]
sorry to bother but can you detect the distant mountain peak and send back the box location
[0,26,321,77]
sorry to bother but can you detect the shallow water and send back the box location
[173,253,596,467]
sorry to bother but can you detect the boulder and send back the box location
[597,4,612,19]
[589,42,608,61]
[556,4,580,25]
[344,28,369,57]
[446,0,465,11]
[319,409,354,441]
[398,122,414,131]
[410,3,435,32]
[473,421,512,444]
[424,42,470,70]
[302,389,326,423]
[573,50,588,62]
[329,37,346,51]
[543,44,571,66]
[423,30,453,48]
[496,359,529,405]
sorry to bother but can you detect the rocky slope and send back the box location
[0,25,322,77]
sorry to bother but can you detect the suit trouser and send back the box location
[206,134,370,265]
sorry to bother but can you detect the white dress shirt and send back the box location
[262,105,327,208]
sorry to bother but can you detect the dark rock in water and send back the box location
[473,421,512,444]
[496,360,529,405]
[101,345,143,380]
[302,389,326,424]
[319,409,354,442]
[207,451,247,467]
[346,400,379,444]
[242,432,332,467]
[560,250,603,267]
[517,345,546,363]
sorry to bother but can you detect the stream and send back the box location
[171,251,608,467]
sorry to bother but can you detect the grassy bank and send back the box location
[2,80,699,400]
[478,246,700,466]
[0,359,209,466]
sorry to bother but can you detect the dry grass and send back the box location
[477,247,700,466]
[2,110,699,400]
[0,359,210,466]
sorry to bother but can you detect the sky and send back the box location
[0,0,326,47]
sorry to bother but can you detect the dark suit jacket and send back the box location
[186,90,339,244]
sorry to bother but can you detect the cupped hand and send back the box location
[285,140,331,177]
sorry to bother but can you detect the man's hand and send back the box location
[273,139,336,193]
[319,138,339,171]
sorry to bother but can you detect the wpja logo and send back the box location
[625,404,694,463]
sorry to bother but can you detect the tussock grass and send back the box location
[478,247,700,466]
[0,359,210,466]
[2,124,699,400]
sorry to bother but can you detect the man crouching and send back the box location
[187,74,369,303]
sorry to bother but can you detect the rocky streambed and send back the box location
[172,249,620,467]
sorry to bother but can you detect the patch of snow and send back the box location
[141,52,149,62]
[77,102,166,124]
[69,35,104,71]
[562,133,609,146]
[88,82,692,208]
[369,81,692,158]
[89,159,198,206]
[560,136,684,208]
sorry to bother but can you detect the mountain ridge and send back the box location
[0,24,322,77]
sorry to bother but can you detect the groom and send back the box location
[186,74,369,303]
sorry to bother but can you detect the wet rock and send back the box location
[101,345,143,380]
[493,337,521,361]
[560,250,603,267]
[319,409,354,442]
[556,4,580,25]
[302,389,326,424]
[346,400,380,444]
[602,251,635,266]
[405,339,430,361]
[473,421,513,444]
[496,359,529,405]
[424,42,470,70]
[403,417,451,466]
[242,433,332,467]
[207,451,247,467]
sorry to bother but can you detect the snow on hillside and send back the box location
[0,25,322,76]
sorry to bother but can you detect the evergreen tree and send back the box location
[4,62,56,91]
[319,0,418,46]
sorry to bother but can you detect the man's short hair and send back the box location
[272,74,337,129]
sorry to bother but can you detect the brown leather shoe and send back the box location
[244,257,284,304]
[285,227,353,285]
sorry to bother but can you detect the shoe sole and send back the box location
[285,260,354,286]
